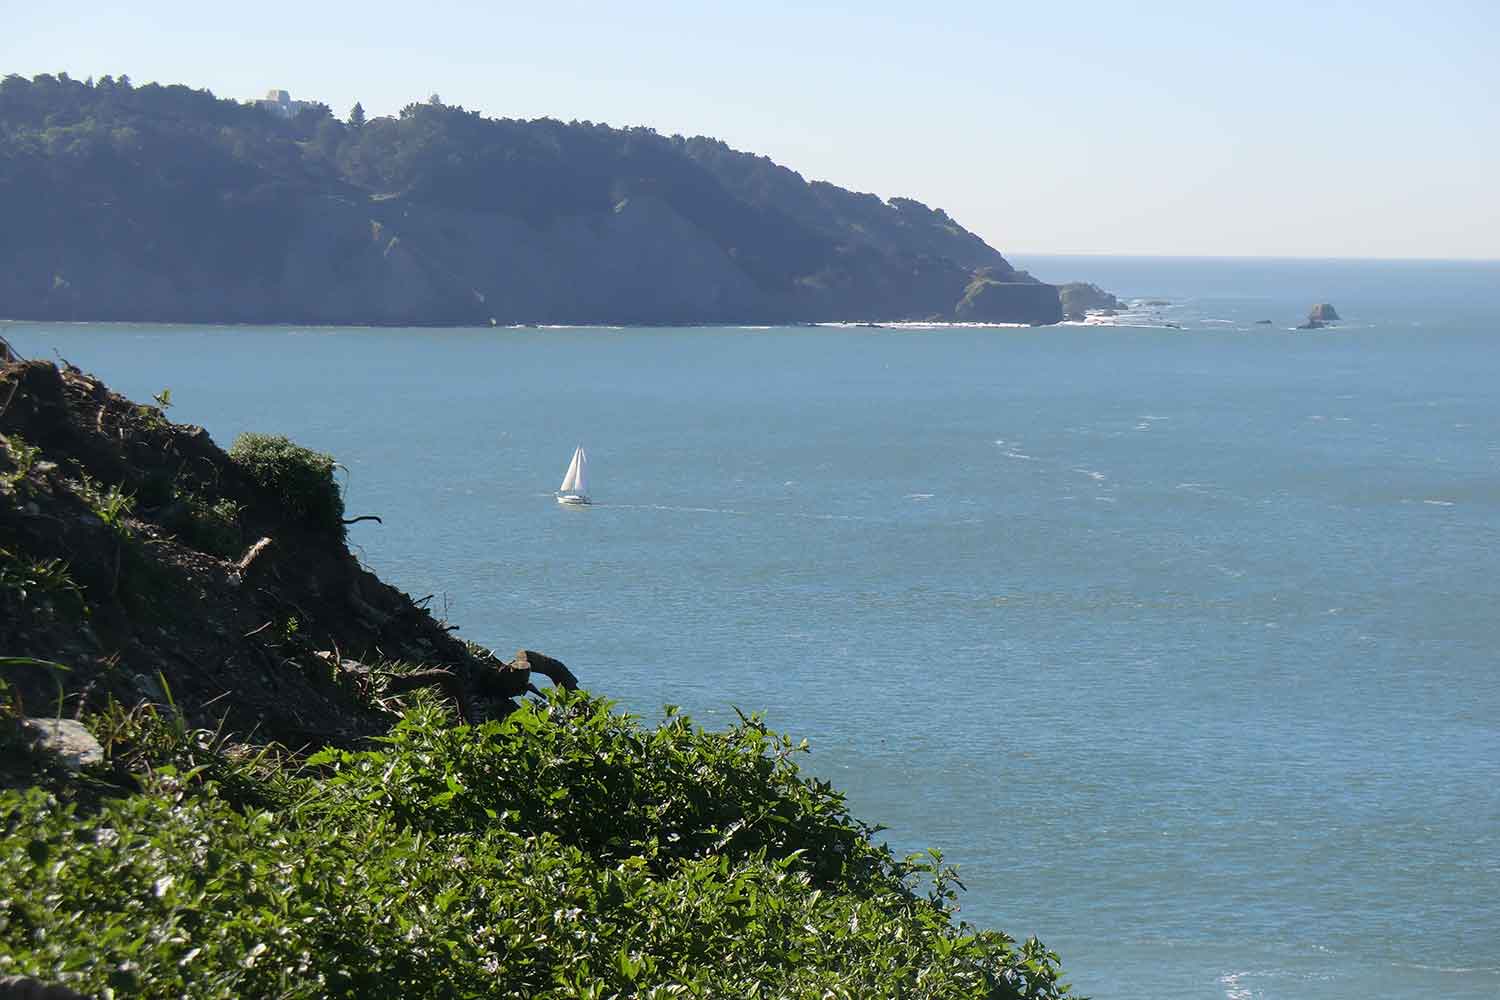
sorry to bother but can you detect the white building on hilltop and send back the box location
[254,89,315,119]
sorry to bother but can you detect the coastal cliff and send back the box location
[0,74,1062,326]
[0,353,1076,998]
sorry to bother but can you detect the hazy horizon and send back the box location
[5,0,1496,260]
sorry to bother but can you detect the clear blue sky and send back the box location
[5,0,1497,258]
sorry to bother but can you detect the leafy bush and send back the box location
[0,693,1076,999]
[228,433,343,535]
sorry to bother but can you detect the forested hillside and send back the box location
[0,74,1061,325]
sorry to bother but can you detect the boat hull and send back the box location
[556,493,591,506]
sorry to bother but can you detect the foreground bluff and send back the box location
[0,75,1062,326]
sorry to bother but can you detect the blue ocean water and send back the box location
[6,256,1499,999]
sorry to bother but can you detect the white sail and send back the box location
[559,446,588,495]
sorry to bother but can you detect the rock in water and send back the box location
[1057,282,1124,321]
[1308,303,1340,322]
[953,276,1063,324]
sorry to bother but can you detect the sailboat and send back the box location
[556,445,591,506]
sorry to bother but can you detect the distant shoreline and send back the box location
[0,317,1049,331]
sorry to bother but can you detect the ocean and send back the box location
[6,255,1498,999]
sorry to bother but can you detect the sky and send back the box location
[4,0,1497,259]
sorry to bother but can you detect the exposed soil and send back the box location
[0,348,571,750]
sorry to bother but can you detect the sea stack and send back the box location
[1298,303,1341,329]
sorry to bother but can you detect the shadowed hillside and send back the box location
[0,74,1061,326]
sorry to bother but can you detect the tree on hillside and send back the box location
[348,101,365,128]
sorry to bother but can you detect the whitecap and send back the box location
[1072,467,1107,481]
[905,493,935,501]
[1218,971,1252,1000]
[1423,499,1455,506]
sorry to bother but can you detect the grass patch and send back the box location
[75,474,135,535]
[0,547,88,622]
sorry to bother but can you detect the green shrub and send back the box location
[0,692,1076,999]
[228,433,343,534]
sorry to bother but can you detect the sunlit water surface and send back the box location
[8,256,1499,999]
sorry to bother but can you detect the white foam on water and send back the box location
[813,320,1029,330]
[1218,970,1253,1000]
[1072,467,1107,481]
[1423,499,1456,506]
[905,493,935,501]
[1002,450,1038,461]
[612,503,751,516]
[1396,961,1500,974]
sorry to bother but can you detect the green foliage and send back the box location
[170,491,242,559]
[75,474,135,535]
[134,387,174,434]
[228,433,344,534]
[0,547,88,622]
[0,434,42,494]
[0,693,1076,999]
